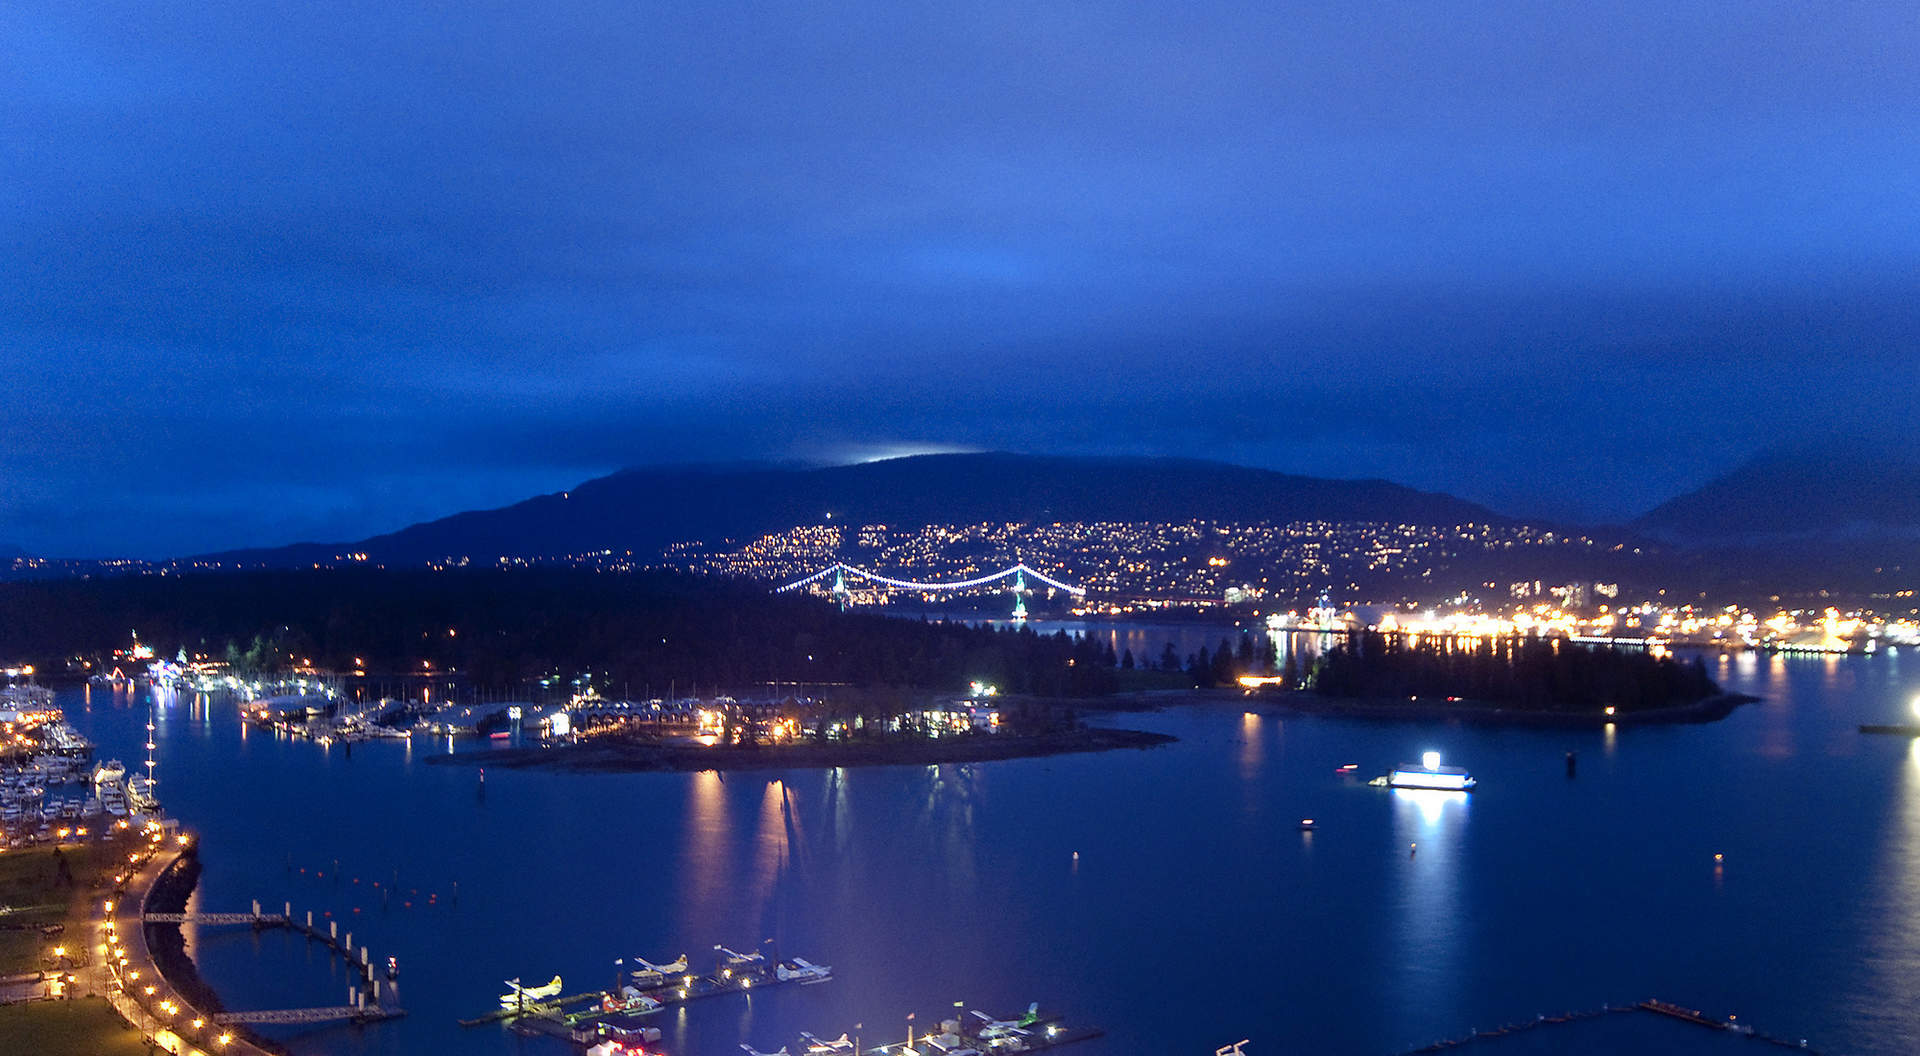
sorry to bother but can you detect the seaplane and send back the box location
[970,1005,1038,1040]
[633,953,689,975]
[774,956,832,983]
[630,953,690,987]
[716,943,767,968]
[740,1046,792,1056]
[498,974,563,1009]
[800,1032,854,1054]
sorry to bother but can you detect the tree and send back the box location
[1120,648,1134,671]
[1192,646,1213,687]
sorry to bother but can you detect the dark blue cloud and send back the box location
[3,2,1916,555]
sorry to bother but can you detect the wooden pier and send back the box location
[148,897,407,1025]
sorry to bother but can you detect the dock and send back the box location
[1388,998,1817,1054]
[463,952,831,1032]
[149,898,407,1023]
[852,1009,1103,1055]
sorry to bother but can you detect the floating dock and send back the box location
[853,1010,1103,1055]
[462,954,830,1033]
[1388,998,1818,1054]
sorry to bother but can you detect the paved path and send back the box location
[99,840,275,1056]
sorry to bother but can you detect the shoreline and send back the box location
[423,725,1177,773]
[1233,690,1759,728]
[136,849,288,1056]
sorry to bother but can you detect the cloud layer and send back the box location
[4,2,1917,555]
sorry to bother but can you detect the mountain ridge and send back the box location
[1634,447,1920,544]
[197,453,1515,567]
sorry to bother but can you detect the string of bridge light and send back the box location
[776,561,1086,596]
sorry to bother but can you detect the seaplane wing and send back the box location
[637,953,689,974]
[800,1032,853,1053]
[740,1046,791,1056]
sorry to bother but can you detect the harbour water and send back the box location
[58,645,1920,1054]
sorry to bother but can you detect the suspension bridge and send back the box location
[776,561,1084,618]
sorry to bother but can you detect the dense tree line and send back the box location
[0,570,1121,697]
[1310,630,1719,713]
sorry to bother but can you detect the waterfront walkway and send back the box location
[97,838,273,1056]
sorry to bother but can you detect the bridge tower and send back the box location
[831,567,850,613]
[1011,568,1029,622]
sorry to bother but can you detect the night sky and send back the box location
[5,3,1917,558]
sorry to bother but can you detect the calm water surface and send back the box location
[61,646,1920,1055]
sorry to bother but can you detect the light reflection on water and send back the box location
[1391,788,1467,1022]
[1239,711,1263,780]
[681,770,731,923]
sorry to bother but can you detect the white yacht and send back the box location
[92,760,127,792]
[127,775,160,814]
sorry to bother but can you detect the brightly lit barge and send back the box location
[1387,763,1476,791]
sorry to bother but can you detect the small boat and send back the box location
[1298,818,1317,831]
[1335,763,1359,775]
[489,731,512,741]
[600,986,663,1013]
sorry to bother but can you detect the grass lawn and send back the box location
[0,996,152,1056]
[0,841,130,974]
